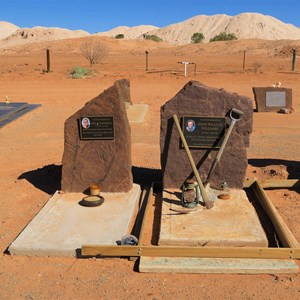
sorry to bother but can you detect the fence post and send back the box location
[292,48,296,71]
[145,51,149,71]
[243,50,246,71]
[46,49,51,72]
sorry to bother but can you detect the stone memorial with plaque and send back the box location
[61,79,133,193]
[160,81,253,189]
[252,87,292,112]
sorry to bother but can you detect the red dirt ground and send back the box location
[0,37,299,299]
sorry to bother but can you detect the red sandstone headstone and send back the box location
[160,81,253,189]
[61,79,133,193]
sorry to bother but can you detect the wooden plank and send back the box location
[81,245,300,260]
[129,186,151,261]
[252,181,300,249]
[139,257,299,274]
[260,179,300,189]
[243,179,300,189]
[138,183,153,246]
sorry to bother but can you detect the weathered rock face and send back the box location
[160,81,253,189]
[61,79,133,193]
[253,87,292,112]
[115,79,133,109]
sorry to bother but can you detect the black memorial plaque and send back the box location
[79,116,114,140]
[182,116,225,148]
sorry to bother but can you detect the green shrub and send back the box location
[191,32,205,43]
[115,33,124,39]
[143,34,163,42]
[209,32,237,42]
[70,66,91,79]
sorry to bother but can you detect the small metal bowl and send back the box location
[79,195,104,207]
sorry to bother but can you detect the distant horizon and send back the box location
[1,0,299,33]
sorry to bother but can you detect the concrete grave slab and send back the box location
[8,184,141,257]
[0,104,41,128]
[0,102,28,122]
[0,102,41,128]
[126,104,148,124]
[159,188,268,247]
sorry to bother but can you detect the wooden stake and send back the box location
[46,49,51,73]
[145,51,149,71]
[243,50,246,70]
[292,48,296,71]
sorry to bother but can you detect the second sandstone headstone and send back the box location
[160,81,253,189]
[252,87,292,112]
[61,79,133,193]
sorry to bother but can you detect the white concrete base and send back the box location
[159,188,268,247]
[8,184,141,257]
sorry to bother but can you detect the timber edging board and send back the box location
[81,179,300,260]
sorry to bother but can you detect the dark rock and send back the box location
[160,81,253,189]
[278,108,292,114]
[61,79,133,193]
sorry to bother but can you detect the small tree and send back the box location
[115,33,124,39]
[191,32,205,43]
[81,39,108,67]
[209,32,237,42]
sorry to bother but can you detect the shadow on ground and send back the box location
[132,166,162,190]
[18,165,163,195]
[18,164,62,195]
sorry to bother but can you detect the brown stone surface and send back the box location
[115,78,133,108]
[253,87,292,112]
[160,81,253,189]
[61,79,133,193]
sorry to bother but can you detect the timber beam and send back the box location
[81,245,300,260]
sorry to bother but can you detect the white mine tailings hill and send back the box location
[1,13,300,48]
[143,13,300,45]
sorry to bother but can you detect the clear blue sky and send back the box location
[1,0,299,33]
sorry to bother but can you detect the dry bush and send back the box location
[80,39,108,67]
[252,62,262,73]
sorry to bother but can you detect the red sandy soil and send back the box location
[0,38,299,299]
